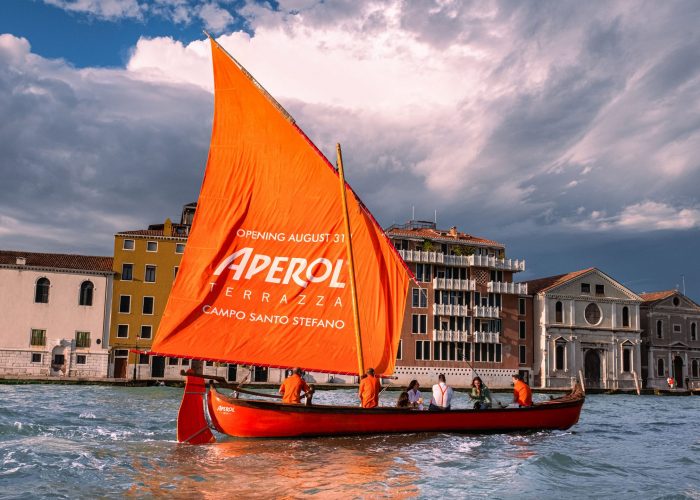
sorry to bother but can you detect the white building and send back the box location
[0,250,113,378]
[523,268,643,390]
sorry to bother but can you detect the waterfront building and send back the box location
[523,268,642,390]
[0,250,113,378]
[639,290,700,390]
[384,220,530,388]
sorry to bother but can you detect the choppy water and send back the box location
[1,385,699,499]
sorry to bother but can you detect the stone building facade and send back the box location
[0,251,113,378]
[639,290,700,390]
[523,268,642,390]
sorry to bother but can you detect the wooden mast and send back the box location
[336,143,365,376]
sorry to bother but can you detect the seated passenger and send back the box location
[396,391,410,408]
[429,374,453,411]
[470,376,492,409]
[407,379,423,410]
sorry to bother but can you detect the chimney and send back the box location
[16,256,26,266]
[164,218,172,237]
[449,226,458,237]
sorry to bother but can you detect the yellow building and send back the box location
[109,204,194,379]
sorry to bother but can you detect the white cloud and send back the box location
[574,202,700,231]
[43,0,144,20]
[198,2,235,33]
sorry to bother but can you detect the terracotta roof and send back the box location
[639,290,677,303]
[0,250,113,272]
[522,268,596,294]
[117,227,188,238]
[387,227,503,247]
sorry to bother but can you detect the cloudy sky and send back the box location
[1,0,699,299]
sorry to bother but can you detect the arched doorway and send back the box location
[673,356,684,388]
[584,350,601,389]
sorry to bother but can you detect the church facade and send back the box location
[524,268,643,390]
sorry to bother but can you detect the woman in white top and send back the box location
[406,379,423,410]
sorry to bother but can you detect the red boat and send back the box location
[177,374,585,443]
[153,37,585,444]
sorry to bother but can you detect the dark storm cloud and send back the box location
[0,35,211,253]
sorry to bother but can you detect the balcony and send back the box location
[473,306,500,318]
[474,331,500,343]
[467,255,526,272]
[487,281,528,295]
[432,303,470,317]
[398,250,470,267]
[433,278,476,291]
[432,329,470,342]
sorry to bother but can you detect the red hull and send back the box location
[204,384,584,439]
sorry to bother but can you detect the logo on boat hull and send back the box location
[216,405,235,413]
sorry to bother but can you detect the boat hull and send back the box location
[206,385,584,438]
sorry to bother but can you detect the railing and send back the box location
[433,278,476,291]
[487,281,528,294]
[474,331,500,343]
[473,306,500,318]
[432,329,470,342]
[467,255,526,272]
[433,304,470,317]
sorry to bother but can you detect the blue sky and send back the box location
[1,0,699,299]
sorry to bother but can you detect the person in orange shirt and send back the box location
[359,367,381,408]
[512,373,533,407]
[279,367,311,404]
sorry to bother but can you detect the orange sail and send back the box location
[151,38,410,375]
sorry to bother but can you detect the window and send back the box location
[119,295,131,314]
[555,342,565,370]
[31,353,42,363]
[75,331,90,348]
[519,321,526,339]
[656,320,663,339]
[622,348,631,372]
[173,266,179,279]
[176,243,185,253]
[397,340,402,360]
[146,241,158,252]
[456,342,471,362]
[673,296,680,307]
[142,296,154,315]
[30,329,46,346]
[657,358,665,377]
[692,323,697,341]
[412,288,427,308]
[79,281,94,306]
[519,345,526,365]
[206,361,214,367]
[555,301,563,323]
[117,324,129,338]
[181,358,190,366]
[123,239,135,250]
[412,314,427,334]
[53,354,65,365]
[584,303,601,325]
[415,263,432,283]
[139,353,149,364]
[595,284,605,296]
[114,349,128,357]
[622,306,629,327]
[434,341,457,361]
[581,283,590,294]
[518,298,526,315]
[140,325,152,339]
[145,265,156,283]
[473,343,502,363]
[415,340,431,360]
[76,355,87,365]
[673,324,681,333]
[121,263,133,281]
[168,357,179,366]
[692,359,698,378]
[35,277,50,303]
